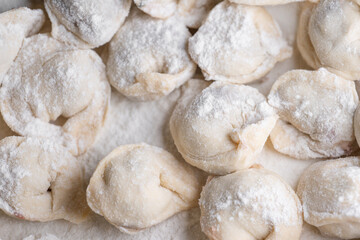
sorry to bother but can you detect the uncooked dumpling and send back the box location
[297,157,360,239]
[268,68,359,159]
[297,0,360,80]
[229,0,318,5]
[177,0,221,29]
[170,82,278,175]
[134,0,177,19]
[0,34,111,156]
[45,0,131,48]
[188,1,292,84]
[86,143,202,233]
[200,167,303,240]
[107,8,196,101]
[0,136,89,223]
[0,7,44,83]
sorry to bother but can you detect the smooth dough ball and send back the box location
[134,0,177,19]
[0,34,111,156]
[229,0,318,5]
[0,7,44,83]
[177,0,221,29]
[297,157,360,239]
[44,0,131,48]
[0,136,89,223]
[298,0,360,80]
[268,68,359,159]
[107,8,196,101]
[200,167,303,240]
[188,1,292,84]
[170,82,278,175]
[86,143,202,233]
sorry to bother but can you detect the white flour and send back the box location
[0,2,341,240]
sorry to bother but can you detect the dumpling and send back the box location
[200,166,303,240]
[188,1,292,84]
[177,0,221,29]
[297,157,360,239]
[0,7,44,83]
[134,0,177,19]
[229,0,318,5]
[106,8,196,101]
[268,68,358,159]
[0,136,89,223]
[170,82,278,175]
[86,143,202,233]
[297,0,360,80]
[0,34,111,156]
[44,0,131,48]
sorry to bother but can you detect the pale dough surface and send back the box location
[0,2,342,240]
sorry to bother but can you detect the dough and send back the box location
[297,157,360,239]
[44,0,131,48]
[177,0,221,29]
[297,0,360,80]
[0,34,111,156]
[188,1,292,84]
[200,166,303,240]
[86,143,202,233]
[296,2,319,69]
[106,8,196,101]
[0,136,89,223]
[0,7,44,83]
[170,82,278,175]
[268,68,359,159]
[229,0,318,5]
[134,0,177,19]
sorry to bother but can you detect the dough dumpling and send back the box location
[177,0,221,29]
[297,157,360,239]
[170,82,278,175]
[229,0,318,5]
[188,1,292,84]
[134,0,177,19]
[0,7,44,83]
[45,0,131,48]
[297,0,360,80]
[200,167,303,240]
[268,68,358,159]
[0,34,111,156]
[0,136,89,223]
[86,143,202,233]
[107,8,196,101]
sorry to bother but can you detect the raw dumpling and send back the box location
[44,0,131,48]
[0,34,111,156]
[134,0,177,19]
[170,82,278,175]
[229,0,318,5]
[268,68,359,159]
[297,157,360,239]
[0,7,44,83]
[177,0,221,29]
[200,166,303,240]
[107,8,196,101]
[188,1,292,84]
[86,143,202,233]
[0,136,89,223]
[297,0,360,80]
